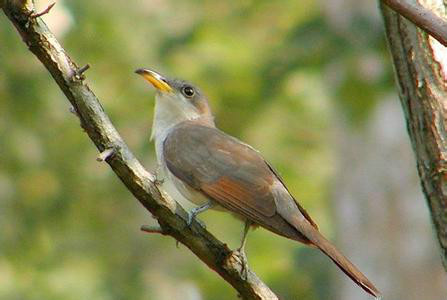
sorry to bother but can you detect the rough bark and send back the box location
[381,3,447,269]
[1,1,278,299]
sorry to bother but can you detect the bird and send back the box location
[135,68,381,298]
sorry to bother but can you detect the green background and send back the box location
[1,1,446,299]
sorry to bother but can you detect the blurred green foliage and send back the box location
[0,1,392,299]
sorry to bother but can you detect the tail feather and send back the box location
[294,220,381,298]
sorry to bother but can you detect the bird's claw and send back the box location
[232,248,249,280]
[186,212,206,228]
[186,202,212,228]
[187,213,194,227]
[154,165,165,186]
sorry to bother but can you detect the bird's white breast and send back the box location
[151,94,211,210]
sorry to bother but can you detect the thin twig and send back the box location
[29,2,55,18]
[382,0,447,47]
[71,64,90,81]
[97,148,115,162]
[141,224,165,235]
[76,64,90,76]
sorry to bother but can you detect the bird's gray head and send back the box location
[135,68,214,142]
[135,68,213,122]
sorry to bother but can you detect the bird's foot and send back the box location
[154,166,165,186]
[186,210,206,228]
[231,248,249,280]
[186,212,195,227]
[186,202,212,227]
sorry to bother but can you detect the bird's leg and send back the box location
[187,201,213,226]
[154,165,165,186]
[234,220,251,280]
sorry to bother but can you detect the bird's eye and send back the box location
[182,86,195,97]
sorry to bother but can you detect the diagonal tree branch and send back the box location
[382,0,447,47]
[1,1,278,299]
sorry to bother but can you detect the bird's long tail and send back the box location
[293,219,381,298]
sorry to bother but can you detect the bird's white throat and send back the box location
[151,92,200,161]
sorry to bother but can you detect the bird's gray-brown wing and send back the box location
[163,121,277,222]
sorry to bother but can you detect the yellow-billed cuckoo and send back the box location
[135,68,380,298]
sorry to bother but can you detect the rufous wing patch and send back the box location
[201,176,276,218]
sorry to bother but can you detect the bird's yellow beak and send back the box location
[135,68,173,93]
